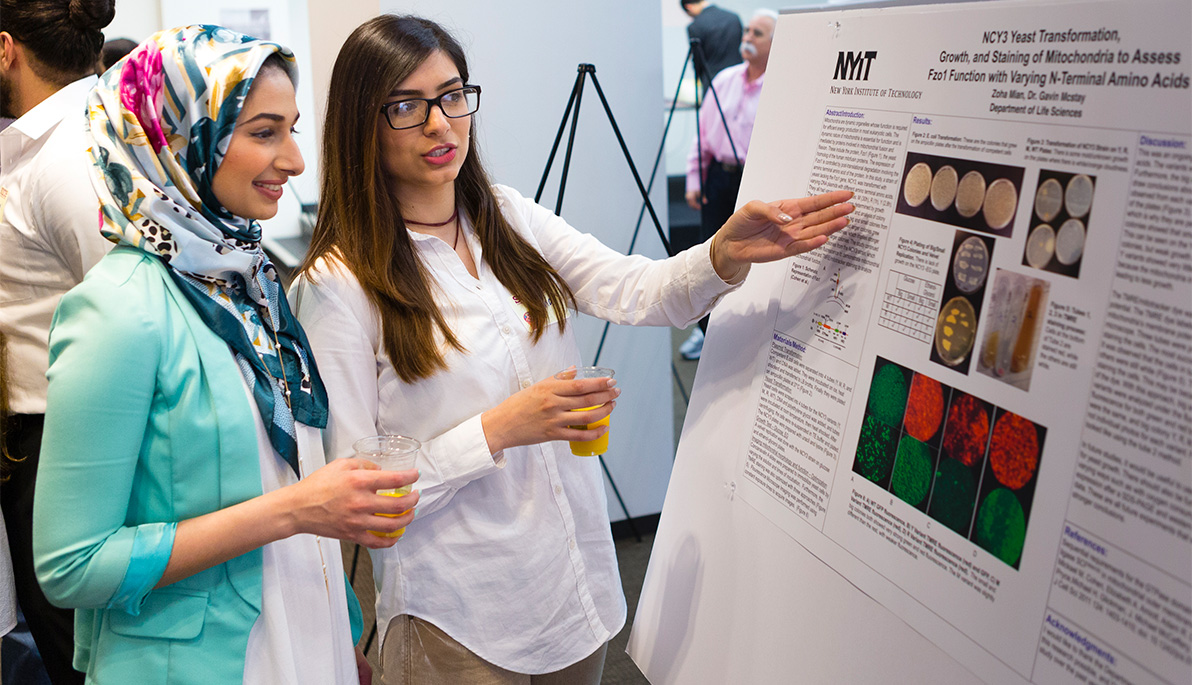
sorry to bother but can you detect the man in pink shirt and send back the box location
[681,9,776,359]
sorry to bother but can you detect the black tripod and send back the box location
[532,42,740,539]
[540,38,740,400]
[535,62,666,543]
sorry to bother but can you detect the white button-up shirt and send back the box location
[0,76,110,413]
[293,184,741,673]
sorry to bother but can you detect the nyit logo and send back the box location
[833,51,878,80]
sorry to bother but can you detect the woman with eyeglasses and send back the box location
[294,14,852,683]
[32,26,419,684]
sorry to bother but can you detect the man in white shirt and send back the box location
[0,2,116,682]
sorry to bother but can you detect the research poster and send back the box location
[631,1,1190,683]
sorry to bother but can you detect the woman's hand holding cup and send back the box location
[480,366,619,455]
[285,452,420,548]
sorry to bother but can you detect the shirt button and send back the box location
[521,379,532,389]
[569,538,576,550]
[555,485,563,495]
[501,325,512,335]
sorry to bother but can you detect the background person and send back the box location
[0,1,116,680]
[295,15,851,684]
[95,36,136,74]
[680,8,777,360]
[33,26,418,684]
[680,0,743,91]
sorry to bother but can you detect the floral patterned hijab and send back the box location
[86,25,326,474]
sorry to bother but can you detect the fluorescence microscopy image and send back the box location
[971,408,1046,569]
[989,411,1040,490]
[940,392,990,468]
[904,373,945,443]
[852,358,1046,570]
[892,436,934,509]
[866,359,910,427]
[974,487,1027,567]
[928,456,977,535]
[855,414,898,486]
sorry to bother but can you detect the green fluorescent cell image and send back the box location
[868,360,909,427]
[974,488,1027,567]
[891,436,932,508]
[855,414,897,484]
[927,457,977,534]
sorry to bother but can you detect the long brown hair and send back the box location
[301,15,574,382]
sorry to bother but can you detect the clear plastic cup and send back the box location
[353,435,420,538]
[555,367,615,456]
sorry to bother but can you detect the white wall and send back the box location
[378,0,673,523]
[105,0,161,45]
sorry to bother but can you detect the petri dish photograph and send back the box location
[1065,174,1094,218]
[953,235,990,293]
[955,170,986,218]
[983,178,1019,230]
[1033,178,1063,222]
[1055,218,1086,265]
[931,165,959,212]
[904,162,932,207]
[935,296,977,366]
[1025,224,1055,269]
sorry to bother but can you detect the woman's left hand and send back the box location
[710,190,855,282]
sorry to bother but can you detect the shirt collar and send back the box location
[6,75,98,143]
[741,67,765,92]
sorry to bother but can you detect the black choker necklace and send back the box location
[402,208,458,227]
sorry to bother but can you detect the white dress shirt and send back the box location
[0,76,111,414]
[238,375,359,684]
[293,184,742,674]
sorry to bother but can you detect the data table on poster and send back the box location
[878,270,940,344]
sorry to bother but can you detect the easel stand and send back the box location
[533,43,739,541]
[535,63,664,543]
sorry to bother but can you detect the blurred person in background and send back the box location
[680,8,777,360]
[680,0,742,92]
[0,1,116,681]
[96,36,137,74]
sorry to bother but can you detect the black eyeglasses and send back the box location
[379,85,482,130]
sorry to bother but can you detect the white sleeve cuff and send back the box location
[425,414,505,491]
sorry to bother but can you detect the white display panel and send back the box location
[630,1,1191,683]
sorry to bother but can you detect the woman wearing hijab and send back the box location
[295,15,852,683]
[33,26,418,684]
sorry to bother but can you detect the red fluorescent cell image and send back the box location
[990,411,1040,490]
[941,392,990,467]
[904,373,945,442]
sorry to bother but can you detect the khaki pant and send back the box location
[381,615,607,685]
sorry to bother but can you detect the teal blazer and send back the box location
[33,246,360,684]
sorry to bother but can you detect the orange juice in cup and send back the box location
[568,411,610,456]
[353,435,420,538]
[556,366,615,456]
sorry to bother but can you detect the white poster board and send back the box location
[629,0,1191,683]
